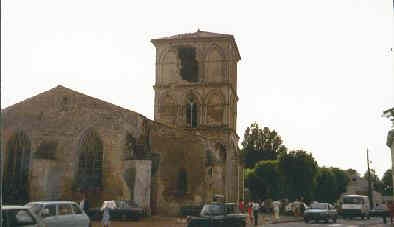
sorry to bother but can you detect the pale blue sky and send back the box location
[2,0,393,177]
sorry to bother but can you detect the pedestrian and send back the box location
[293,198,300,217]
[239,199,244,213]
[260,200,265,213]
[253,201,260,226]
[272,200,280,222]
[388,201,394,224]
[79,193,89,213]
[247,201,253,224]
[377,202,388,224]
[299,197,305,216]
[101,201,115,227]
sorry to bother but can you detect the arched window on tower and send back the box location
[186,97,198,128]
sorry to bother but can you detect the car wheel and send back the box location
[304,218,309,223]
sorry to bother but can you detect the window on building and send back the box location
[177,168,188,195]
[3,131,31,204]
[186,98,197,128]
[77,130,103,191]
[178,47,198,82]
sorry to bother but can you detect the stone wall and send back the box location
[149,122,220,216]
[2,85,218,216]
[2,86,147,207]
[122,160,151,210]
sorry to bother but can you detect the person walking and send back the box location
[272,200,281,223]
[239,199,244,213]
[79,193,89,213]
[101,201,115,227]
[247,201,253,224]
[253,201,260,226]
[388,201,394,224]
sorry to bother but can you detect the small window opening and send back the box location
[177,168,188,195]
[208,168,213,176]
[186,98,197,128]
[178,47,198,82]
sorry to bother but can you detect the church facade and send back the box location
[1,30,243,216]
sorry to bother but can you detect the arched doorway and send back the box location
[3,131,31,204]
[75,129,103,207]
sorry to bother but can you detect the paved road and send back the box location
[261,217,390,227]
[91,216,390,227]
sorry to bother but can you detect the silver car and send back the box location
[2,205,45,227]
[26,201,90,227]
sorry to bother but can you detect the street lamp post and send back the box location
[367,149,374,209]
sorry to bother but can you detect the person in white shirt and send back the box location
[252,201,260,225]
[272,200,281,222]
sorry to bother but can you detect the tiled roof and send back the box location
[153,30,233,40]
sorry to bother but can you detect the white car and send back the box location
[26,201,90,227]
[2,205,45,227]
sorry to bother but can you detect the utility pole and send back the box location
[367,149,374,209]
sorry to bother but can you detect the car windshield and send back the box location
[310,203,328,210]
[25,204,42,216]
[343,197,363,204]
[200,204,224,216]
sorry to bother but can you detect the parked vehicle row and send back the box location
[2,199,146,227]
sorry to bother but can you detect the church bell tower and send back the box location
[151,30,242,201]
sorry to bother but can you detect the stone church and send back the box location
[1,30,243,216]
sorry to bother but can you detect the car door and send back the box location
[71,203,89,227]
[57,204,74,227]
[41,204,58,227]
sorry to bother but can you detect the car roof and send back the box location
[27,201,77,205]
[2,205,31,210]
[343,195,368,198]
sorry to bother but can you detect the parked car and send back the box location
[2,205,45,227]
[26,201,90,227]
[303,202,337,223]
[87,200,145,221]
[186,202,247,227]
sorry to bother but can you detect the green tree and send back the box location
[331,168,350,198]
[315,168,338,203]
[246,160,283,200]
[241,123,287,168]
[382,169,393,196]
[278,150,318,201]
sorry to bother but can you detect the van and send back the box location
[341,195,370,219]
